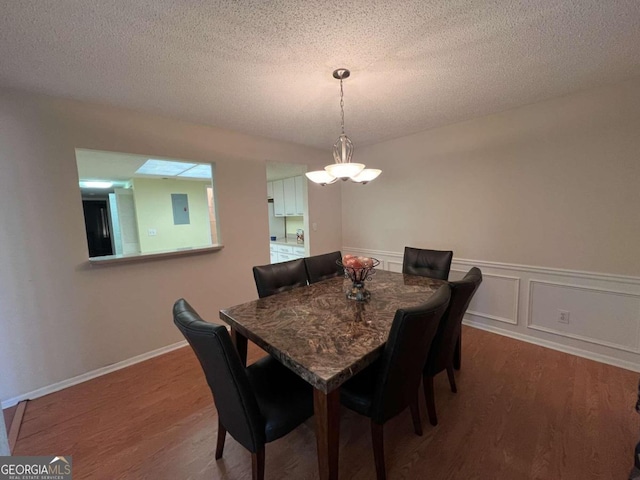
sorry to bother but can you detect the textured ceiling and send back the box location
[1,1,639,150]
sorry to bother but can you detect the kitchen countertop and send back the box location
[270,236,304,247]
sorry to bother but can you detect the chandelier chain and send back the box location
[339,78,345,135]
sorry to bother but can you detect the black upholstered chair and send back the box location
[402,246,454,281]
[173,299,314,480]
[304,251,343,284]
[422,267,482,426]
[252,258,308,298]
[402,247,456,367]
[340,285,451,480]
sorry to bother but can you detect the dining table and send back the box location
[219,268,446,480]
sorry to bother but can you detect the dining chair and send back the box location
[402,246,453,281]
[304,251,343,284]
[173,298,314,480]
[252,258,308,298]
[339,284,451,480]
[422,267,482,426]
[402,246,456,367]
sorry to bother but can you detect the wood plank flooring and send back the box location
[9,326,640,479]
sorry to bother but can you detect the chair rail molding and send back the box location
[344,246,640,372]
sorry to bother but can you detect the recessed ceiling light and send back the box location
[135,159,196,176]
[178,164,212,179]
[79,181,113,188]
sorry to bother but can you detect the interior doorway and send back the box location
[265,162,309,263]
[82,199,114,257]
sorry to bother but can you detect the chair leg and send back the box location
[371,421,386,480]
[453,332,461,370]
[409,394,423,436]
[215,419,226,460]
[423,374,438,426]
[252,447,265,480]
[446,364,458,393]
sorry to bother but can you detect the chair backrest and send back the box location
[370,284,451,424]
[304,251,343,284]
[172,299,266,453]
[252,259,308,298]
[425,267,483,376]
[402,246,453,280]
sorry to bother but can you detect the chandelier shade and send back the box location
[306,68,381,186]
[325,162,365,179]
[351,169,382,184]
[305,170,337,185]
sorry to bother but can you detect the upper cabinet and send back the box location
[266,181,273,199]
[294,176,305,216]
[283,177,296,216]
[272,175,305,217]
[272,179,285,216]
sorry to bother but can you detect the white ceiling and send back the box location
[2,1,639,150]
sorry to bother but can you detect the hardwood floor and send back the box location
[9,326,640,479]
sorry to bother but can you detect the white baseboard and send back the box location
[1,341,188,409]
[463,319,640,373]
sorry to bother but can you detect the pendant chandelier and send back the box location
[305,68,381,186]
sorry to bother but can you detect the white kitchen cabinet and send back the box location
[277,252,296,262]
[283,177,296,216]
[276,245,294,263]
[272,176,305,217]
[272,179,285,216]
[267,181,273,199]
[270,244,278,263]
[270,244,305,263]
[294,175,305,215]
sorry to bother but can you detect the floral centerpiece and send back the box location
[337,254,380,301]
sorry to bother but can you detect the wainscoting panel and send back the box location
[451,269,519,325]
[387,260,403,273]
[343,246,640,371]
[528,280,640,353]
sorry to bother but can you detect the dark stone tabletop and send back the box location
[220,269,446,393]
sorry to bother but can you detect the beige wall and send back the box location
[342,78,640,276]
[133,177,212,252]
[0,88,342,403]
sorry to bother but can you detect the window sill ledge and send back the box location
[88,244,224,266]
